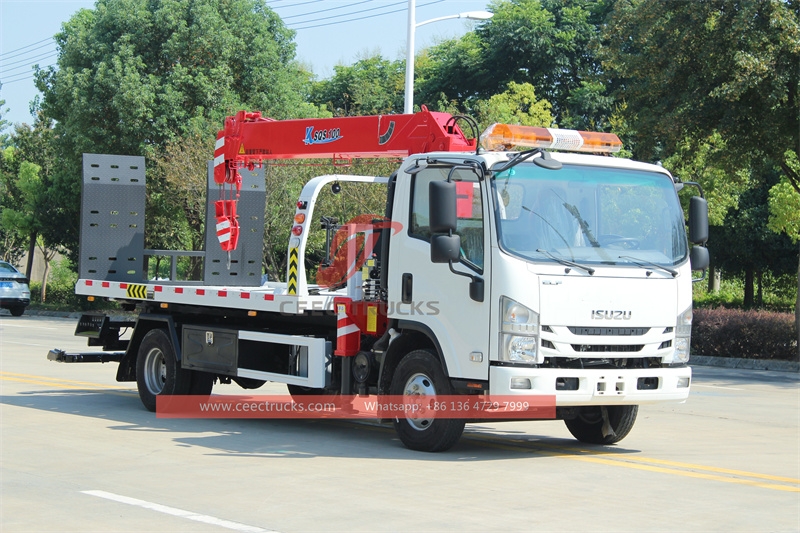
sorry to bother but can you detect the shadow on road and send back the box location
[1,387,642,460]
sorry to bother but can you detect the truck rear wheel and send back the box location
[136,329,192,412]
[389,349,465,452]
[564,405,638,444]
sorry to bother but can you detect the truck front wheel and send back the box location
[564,405,638,444]
[389,349,465,452]
[136,329,192,412]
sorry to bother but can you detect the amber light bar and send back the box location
[481,123,622,153]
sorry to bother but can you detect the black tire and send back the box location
[564,405,638,444]
[389,349,465,452]
[136,329,192,412]
[9,306,24,317]
[188,371,215,396]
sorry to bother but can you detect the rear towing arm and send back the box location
[47,313,133,365]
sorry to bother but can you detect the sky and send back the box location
[0,0,491,127]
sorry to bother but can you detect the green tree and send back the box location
[601,0,799,185]
[0,97,10,148]
[149,133,213,279]
[34,0,326,256]
[0,147,27,263]
[708,164,798,307]
[0,117,63,283]
[416,0,614,129]
[311,55,404,116]
[0,157,63,300]
[473,81,554,130]
[603,0,800,343]
[768,150,800,358]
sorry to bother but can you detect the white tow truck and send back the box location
[49,110,709,451]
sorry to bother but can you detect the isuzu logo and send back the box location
[591,310,632,320]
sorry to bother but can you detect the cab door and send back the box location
[388,163,491,381]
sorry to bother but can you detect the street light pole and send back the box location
[403,1,492,114]
[404,0,416,115]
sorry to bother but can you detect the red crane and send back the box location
[211,107,476,252]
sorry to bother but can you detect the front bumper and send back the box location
[490,364,691,405]
[0,297,30,307]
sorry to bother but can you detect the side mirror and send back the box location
[429,181,457,233]
[688,196,708,244]
[690,246,709,271]
[431,234,461,263]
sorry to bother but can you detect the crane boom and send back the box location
[211,107,477,252]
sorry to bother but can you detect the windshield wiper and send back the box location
[536,249,595,275]
[619,255,678,277]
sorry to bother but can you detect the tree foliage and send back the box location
[416,0,614,129]
[0,97,10,148]
[473,81,553,129]
[0,117,65,275]
[601,0,800,182]
[34,0,326,255]
[708,164,798,307]
[311,55,404,116]
[662,132,752,226]
[768,150,800,243]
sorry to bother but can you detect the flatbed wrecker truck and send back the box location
[49,109,709,451]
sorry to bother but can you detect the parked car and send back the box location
[0,261,31,316]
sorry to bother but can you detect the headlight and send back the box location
[663,306,692,364]
[500,297,542,364]
[503,335,539,362]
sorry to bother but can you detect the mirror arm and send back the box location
[681,180,705,198]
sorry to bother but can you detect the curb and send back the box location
[691,355,799,373]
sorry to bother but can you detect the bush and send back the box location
[29,281,118,312]
[692,308,798,361]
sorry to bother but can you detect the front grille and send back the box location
[571,344,644,353]
[567,326,650,336]
[542,356,662,369]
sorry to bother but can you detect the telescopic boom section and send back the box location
[211,108,476,252]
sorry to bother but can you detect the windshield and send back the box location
[491,162,688,268]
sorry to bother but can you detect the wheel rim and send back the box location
[402,372,436,431]
[143,347,167,395]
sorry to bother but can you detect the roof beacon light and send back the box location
[481,123,622,154]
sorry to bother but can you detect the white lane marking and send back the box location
[692,384,745,391]
[82,490,277,533]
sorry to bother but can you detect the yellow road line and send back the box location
[496,438,800,484]
[0,371,126,390]
[465,434,800,493]
[0,372,136,397]
[597,453,800,485]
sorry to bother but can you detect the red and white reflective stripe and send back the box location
[334,299,360,356]
[216,216,232,244]
[213,135,225,184]
[214,136,225,166]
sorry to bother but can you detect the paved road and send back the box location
[2,315,798,532]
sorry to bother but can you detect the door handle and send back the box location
[401,273,412,303]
